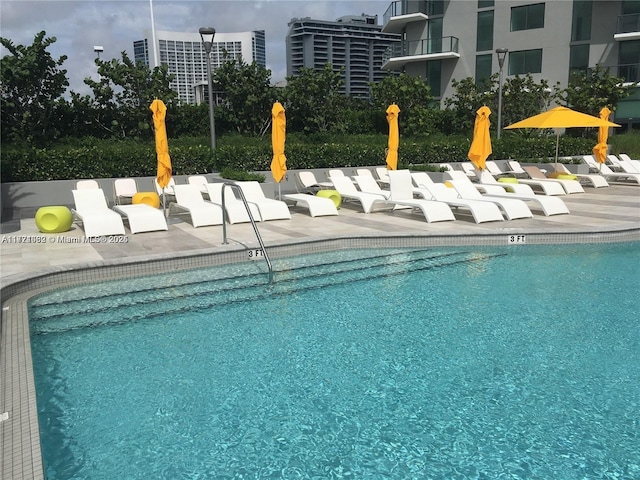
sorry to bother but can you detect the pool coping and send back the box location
[2,227,640,480]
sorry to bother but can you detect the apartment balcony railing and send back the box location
[382,36,459,69]
[617,13,640,33]
[615,13,640,40]
[382,1,444,33]
[617,63,640,83]
[383,1,443,24]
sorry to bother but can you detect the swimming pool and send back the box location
[29,243,640,479]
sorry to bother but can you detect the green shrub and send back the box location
[220,167,265,182]
[1,132,635,183]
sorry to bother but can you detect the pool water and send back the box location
[30,244,640,479]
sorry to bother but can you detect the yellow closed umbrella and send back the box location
[592,107,612,165]
[386,104,400,170]
[468,106,492,172]
[270,102,287,185]
[505,106,620,167]
[150,99,172,214]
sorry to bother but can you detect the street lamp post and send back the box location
[199,27,216,150]
[495,48,508,140]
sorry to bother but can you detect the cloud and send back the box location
[1,0,389,95]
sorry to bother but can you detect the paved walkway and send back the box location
[2,183,639,286]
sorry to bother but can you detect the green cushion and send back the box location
[35,206,73,233]
[497,177,518,184]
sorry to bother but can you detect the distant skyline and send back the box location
[0,0,390,95]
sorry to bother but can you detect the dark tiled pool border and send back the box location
[2,229,640,480]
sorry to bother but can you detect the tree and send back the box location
[83,52,177,138]
[445,74,559,134]
[284,64,344,133]
[0,31,69,145]
[560,64,631,117]
[370,73,434,135]
[444,76,495,133]
[212,57,275,136]
[501,74,559,128]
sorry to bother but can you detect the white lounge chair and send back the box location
[618,154,640,172]
[205,182,262,224]
[386,170,456,223]
[447,180,534,220]
[553,163,609,188]
[295,171,332,193]
[113,178,138,205]
[154,177,176,195]
[475,172,569,216]
[113,204,168,233]
[504,161,567,195]
[169,184,224,227]
[583,155,640,184]
[154,177,176,206]
[282,193,339,217]
[374,167,390,185]
[522,165,585,194]
[353,175,391,199]
[459,162,479,177]
[410,172,504,224]
[235,181,291,221]
[329,175,391,213]
[71,188,126,237]
[475,171,538,195]
[609,154,640,174]
[355,168,377,179]
[76,179,100,190]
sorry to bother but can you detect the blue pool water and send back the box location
[30,243,640,479]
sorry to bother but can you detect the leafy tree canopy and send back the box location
[0,31,69,144]
[212,56,274,136]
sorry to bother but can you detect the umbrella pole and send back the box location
[554,131,560,169]
[162,188,167,218]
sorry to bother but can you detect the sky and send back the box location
[0,0,391,95]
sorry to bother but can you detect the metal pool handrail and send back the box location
[221,182,273,283]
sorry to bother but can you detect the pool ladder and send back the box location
[221,182,274,283]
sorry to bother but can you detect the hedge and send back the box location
[0,134,601,183]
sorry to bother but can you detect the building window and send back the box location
[426,60,441,97]
[509,49,543,74]
[478,0,494,8]
[475,54,493,85]
[477,10,494,51]
[619,40,640,82]
[511,3,545,31]
[571,0,592,41]
[569,44,589,79]
[428,1,445,16]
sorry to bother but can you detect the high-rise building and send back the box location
[134,29,266,105]
[381,0,640,128]
[286,14,401,98]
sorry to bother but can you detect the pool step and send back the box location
[30,250,502,335]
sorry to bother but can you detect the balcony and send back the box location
[382,36,459,69]
[617,63,640,83]
[382,1,442,33]
[614,13,640,40]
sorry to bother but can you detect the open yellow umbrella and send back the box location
[385,104,400,170]
[505,106,620,167]
[468,106,492,171]
[592,107,612,165]
[150,99,172,214]
[270,102,287,184]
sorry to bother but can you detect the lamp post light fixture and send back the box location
[199,27,216,150]
[495,48,508,140]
